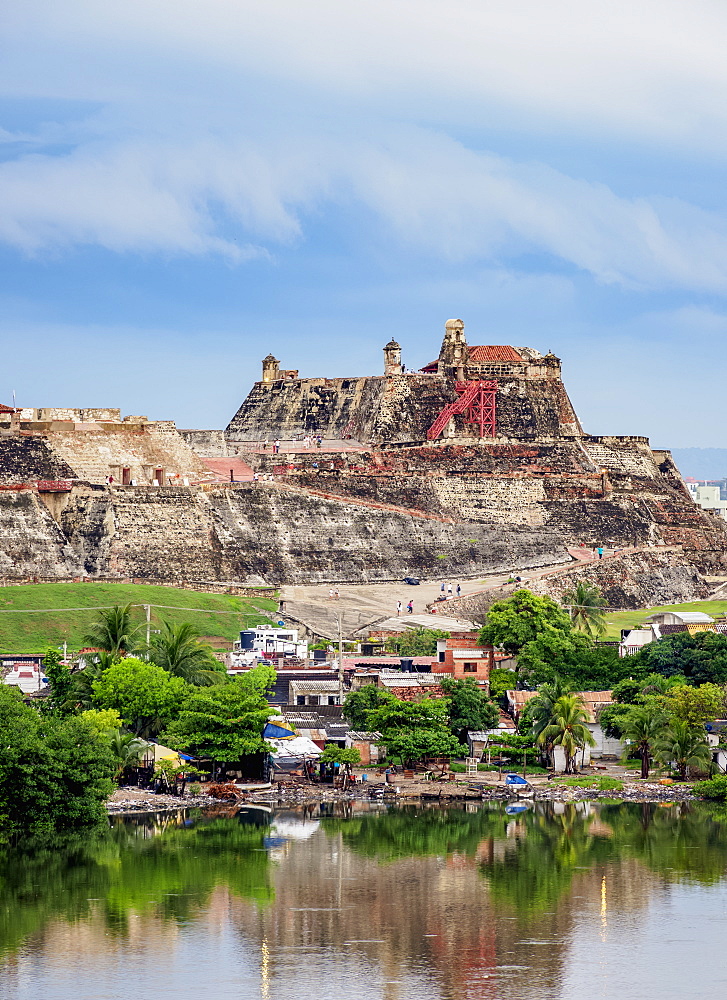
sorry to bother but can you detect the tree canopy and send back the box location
[83,604,142,657]
[343,684,394,729]
[439,676,498,740]
[162,665,275,761]
[385,627,450,657]
[0,686,116,837]
[478,590,572,654]
[92,657,189,737]
[627,630,727,685]
[365,697,465,766]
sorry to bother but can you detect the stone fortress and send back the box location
[1,319,725,600]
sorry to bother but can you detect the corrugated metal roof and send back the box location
[347,731,382,741]
[288,679,341,692]
[467,345,524,363]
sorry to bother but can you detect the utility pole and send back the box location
[337,612,344,705]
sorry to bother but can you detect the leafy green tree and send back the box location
[318,744,362,767]
[83,604,142,657]
[162,665,275,761]
[42,647,74,715]
[537,693,595,773]
[80,708,122,733]
[385,627,450,656]
[70,655,114,710]
[148,621,227,686]
[376,729,466,768]
[366,697,465,767]
[0,686,116,837]
[661,683,724,727]
[478,590,572,655]
[620,703,668,778]
[343,684,394,729]
[561,581,608,637]
[629,630,727,685]
[515,630,622,688]
[488,667,517,700]
[439,676,498,741]
[653,719,713,780]
[92,657,189,737]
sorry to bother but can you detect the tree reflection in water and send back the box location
[0,807,274,958]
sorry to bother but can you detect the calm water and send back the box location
[2,800,727,999]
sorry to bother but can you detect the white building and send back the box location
[691,485,727,520]
[230,627,308,667]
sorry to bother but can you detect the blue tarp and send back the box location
[263,721,297,740]
[505,773,530,785]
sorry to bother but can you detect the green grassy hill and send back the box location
[604,599,727,639]
[0,583,278,654]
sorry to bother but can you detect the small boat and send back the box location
[504,773,534,798]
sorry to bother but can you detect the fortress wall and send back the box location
[0,435,77,484]
[56,483,571,585]
[225,371,586,446]
[0,491,82,577]
[40,422,210,485]
[179,429,228,457]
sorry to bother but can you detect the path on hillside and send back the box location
[280,545,680,635]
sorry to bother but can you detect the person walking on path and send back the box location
[597,546,604,559]
[263,438,269,452]
[440,582,445,594]
[396,601,402,616]
[316,435,322,449]
[334,588,340,600]
[456,583,461,597]
[447,583,453,596]
[273,439,281,455]
[407,600,414,614]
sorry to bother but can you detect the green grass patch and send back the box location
[603,599,727,639]
[554,776,624,791]
[0,582,278,654]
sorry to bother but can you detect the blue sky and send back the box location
[3,0,727,445]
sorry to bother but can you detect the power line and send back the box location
[0,602,270,616]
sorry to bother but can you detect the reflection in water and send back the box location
[1,801,727,999]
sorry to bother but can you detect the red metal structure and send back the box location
[426,380,497,440]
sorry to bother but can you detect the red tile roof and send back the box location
[0,403,16,413]
[467,345,524,363]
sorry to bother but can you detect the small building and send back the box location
[506,689,622,764]
[345,731,384,766]
[644,610,714,628]
[232,627,308,665]
[288,677,342,707]
[433,632,494,687]
[1,654,46,694]
[377,671,445,701]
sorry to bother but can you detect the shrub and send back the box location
[556,776,624,791]
[188,782,202,797]
[693,776,727,801]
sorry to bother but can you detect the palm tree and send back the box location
[621,704,667,779]
[147,621,226,686]
[526,677,573,741]
[109,730,151,782]
[561,581,607,637]
[653,720,713,780]
[83,604,142,657]
[538,694,596,773]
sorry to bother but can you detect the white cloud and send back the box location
[3,1,727,288]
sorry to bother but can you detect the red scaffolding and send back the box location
[426,380,497,440]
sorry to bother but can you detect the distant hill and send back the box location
[669,448,727,481]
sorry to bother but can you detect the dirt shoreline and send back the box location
[107,778,697,815]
